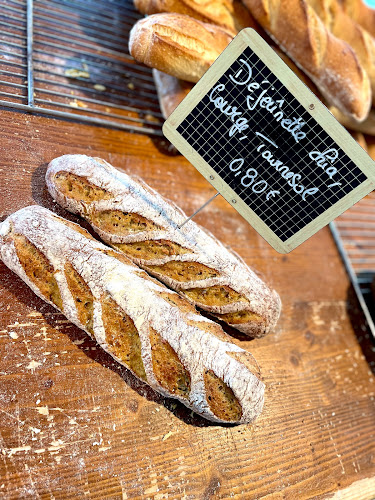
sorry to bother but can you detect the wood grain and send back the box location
[0,108,374,499]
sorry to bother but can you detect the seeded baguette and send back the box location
[46,154,281,338]
[0,206,265,424]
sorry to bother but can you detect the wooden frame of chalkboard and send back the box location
[163,28,375,254]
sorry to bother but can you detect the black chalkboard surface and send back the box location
[163,29,375,253]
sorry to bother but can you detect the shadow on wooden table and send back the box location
[346,285,375,375]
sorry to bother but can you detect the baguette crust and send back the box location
[243,0,371,121]
[307,0,375,105]
[153,49,319,121]
[133,0,257,34]
[339,0,375,38]
[128,13,233,82]
[0,206,264,424]
[152,69,193,119]
[46,155,281,338]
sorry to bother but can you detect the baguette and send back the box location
[46,155,281,338]
[133,0,257,34]
[307,0,375,105]
[339,0,375,38]
[0,205,265,424]
[128,13,233,83]
[242,0,371,122]
[152,69,193,119]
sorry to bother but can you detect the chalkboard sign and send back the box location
[163,29,375,253]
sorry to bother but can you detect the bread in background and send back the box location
[307,0,375,106]
[340,0,375,38]
[129,13,233,82]
[242,0,371,121]
[133,0,257,34]
[153,69,193,119]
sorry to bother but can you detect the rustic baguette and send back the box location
[307,0,375,105]
[242,0,371,122]
[0,205,265,424]
[128,13,233,82]
[133,0,257,34]
[365,135,375,160]
[152,69,193,119]
[339,0,375,38]
[46,155,281,338]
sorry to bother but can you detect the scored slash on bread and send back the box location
[0,206,264,424]
[46,154,281,339]
[307,0,375,106]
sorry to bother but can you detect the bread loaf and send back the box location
[128,13,233,82]
[152,69,193,119]
[0,205,265,424]
[307,0,375,106]
[46,155,281,338]
[133,0,257,34]
[242,0,371,121]
[340,0,375,38]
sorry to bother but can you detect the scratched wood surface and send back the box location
[0,109,374,500]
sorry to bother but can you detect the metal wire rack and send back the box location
[0,0,163,136]
[330,194,375,340]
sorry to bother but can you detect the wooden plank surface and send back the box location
[0,109,374,499]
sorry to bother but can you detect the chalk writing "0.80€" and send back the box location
[229,158,280,201]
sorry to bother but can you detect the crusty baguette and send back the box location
[152,69,193,119]
[307,0,375,105]
[128,13,233,83]
[0,205,265,424]
[339,0,375,38]
[133,0,257,34]
[242,0,371,122]
[46,155,281,338]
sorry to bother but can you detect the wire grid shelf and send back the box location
[330,193,375,340]
[0,0,164,136]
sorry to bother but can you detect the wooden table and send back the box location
[0,109,374,499]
